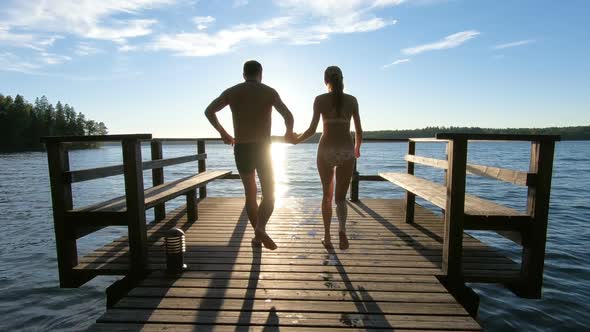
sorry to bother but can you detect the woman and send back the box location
[294,66,363,250]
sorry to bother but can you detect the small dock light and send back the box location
[165,228,187,274]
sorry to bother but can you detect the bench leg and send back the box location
[404,191,415,224]
[187,190,198,223]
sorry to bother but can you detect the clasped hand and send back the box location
[284,132,299,144]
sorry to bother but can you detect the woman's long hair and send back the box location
[324,66,344,116]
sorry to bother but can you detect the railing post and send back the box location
[404,141,416,223]
[442,137,468,283]
[151,140,165,221]
[198,140,207,199]
[122,138,148,274]
[350,159,359,202]
[46,142,79,287]
[517,140,555,298]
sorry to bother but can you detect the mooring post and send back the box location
[516,140,555,298]
[151,140,166,221]
[404,140,416,224]
[198,140,207,199]
[122,138,148,274]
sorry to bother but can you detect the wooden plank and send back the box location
[88,323,481,332]
[96,309,481,330]
[143,171,230,209]
[435,133,560,142]
[66,154,206,183]
[378,173,525,217]
[409,138,449,143]
[115,297,467,315]
[466,163,531,186]
[404,155,531,186]
[70,171,230,213]
[41,134,152,143]
[405,154,448,169]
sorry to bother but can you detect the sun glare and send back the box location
[271,143,289,207]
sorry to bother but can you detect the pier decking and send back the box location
[83,197,519,331]
[41,133,560,331]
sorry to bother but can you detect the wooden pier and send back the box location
[40,133,559,331]
[86,197,487,331]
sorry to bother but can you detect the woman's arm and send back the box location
[294,97,321,144]
[352,97,363,157]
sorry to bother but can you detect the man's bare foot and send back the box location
[251,237,262,248]
[255,229,278,250]
[322,238,333,249]
[339,231,349,250]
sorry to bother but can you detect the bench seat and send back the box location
[69,170,231,214]
[379,172,531,234]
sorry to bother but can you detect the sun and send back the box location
[270,142,289,207]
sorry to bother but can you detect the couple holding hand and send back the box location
[205,60,363,251]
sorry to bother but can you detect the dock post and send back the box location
[350,158,359,202]
[404,141,416,223]
[46,142,82,287]
[515,140,555,298]
[122,138,148,274]
[442,137,467,283]
[198,140,207,199]
[151,140,166,221]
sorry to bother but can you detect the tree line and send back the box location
[0,94,108,152]
[288,125,590,143]
[362,126,590,141]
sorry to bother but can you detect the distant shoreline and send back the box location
[3,125,588,152]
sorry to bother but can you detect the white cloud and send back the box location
[1,0,173,42]
[153,0,400,56]
[402,30,480,55]
[0,52,42,73]
[40,52,72,65]
[493,39,535,50]
[153,17,291,56]
[233,0,249,8]
[118,44,138,52]
[382,58,410,69]
[193,16,216,30]
[75,42,102,56]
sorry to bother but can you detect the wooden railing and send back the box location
[41,135,215,287]
[352,133,559,299]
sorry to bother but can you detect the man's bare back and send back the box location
[204,60,294,250]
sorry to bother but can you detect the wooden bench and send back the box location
[376,133,559,299]
[379,172,531,232]
[42,135,232,287]
[66,170,231,232]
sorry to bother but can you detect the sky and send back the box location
[1,0,589,138]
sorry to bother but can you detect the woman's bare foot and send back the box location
[255,229,278,250]
[322,238,333,249]
[339,231,349,250]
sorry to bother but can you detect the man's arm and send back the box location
[204,92,234,145]
[272,91,295,142]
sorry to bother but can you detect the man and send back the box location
[205,60,295,250]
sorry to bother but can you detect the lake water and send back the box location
[0,141,589,331]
